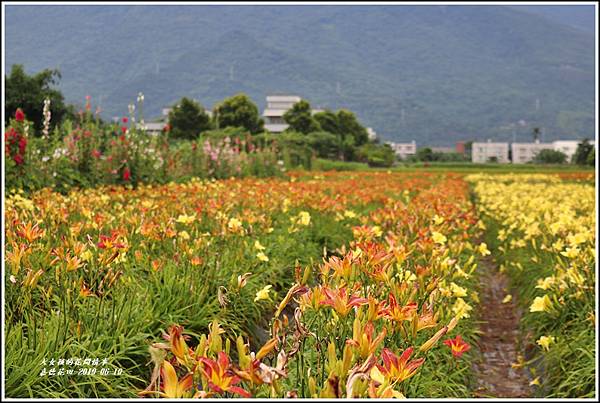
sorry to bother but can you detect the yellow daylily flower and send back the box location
[536,335,555,351]
[431,231,447,245]
[254,285,273,302]
[298,211,311,226]
[530,295,552,313]
[478,243,491,256]
[176,214,196,225]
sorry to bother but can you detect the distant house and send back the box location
[511,139,596,163]
[367,127,377,141]
[552,140,595,162]
[137,121,167,136]
[263,95,302,133]
[387,141,417,160]
[472,141,509,163]
[262,95,324,133]
[137,107,170,135]
[511,141,554,164]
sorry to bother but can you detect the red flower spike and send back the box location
[15,108,25,122]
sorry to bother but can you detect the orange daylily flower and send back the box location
[346,320,387,359]
[6,242,29,275]
[383,294,418,323]
[320,253,355,280]
[160,360,194,398]
[298,285,327,312]
[15,221,46,243]
[415,307,438,332]
[200,351,252,397]
[376,347,425,383]
[320,286,368,317]
[167,325,192,365]
[97,231,126,250]
[443,335,471,358]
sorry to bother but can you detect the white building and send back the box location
[263,95,302,133]
[137,121,167,136]
[367,127,377,141]
[510,140,595,164]
[387,141,417,160]
[511,141,554,164]
[552,140,595,162]
[472,142,509,163]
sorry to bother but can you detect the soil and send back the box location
[472,253,533,398]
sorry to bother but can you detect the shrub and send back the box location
[306,131,341,159]
[533,149,568,164]
[356,143,395,167]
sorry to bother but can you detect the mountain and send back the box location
[509,5,595,33]
[4,5,596,146]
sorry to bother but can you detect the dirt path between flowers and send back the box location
[471,253,533,398]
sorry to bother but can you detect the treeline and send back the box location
[4,65,396,193]
[166,94,394,167]
[6,64,395,171]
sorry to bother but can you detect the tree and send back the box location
[572,139,595,165]
[336,109,369,147]
[416,147,434,162]
[283,100,321,134]
[214,93,264,134]
[533,149,567,164]
[586,147,595,165]
[307,131,341,159]
[168,97,212,140]
[313,110,340,135]
[5,64,70,134]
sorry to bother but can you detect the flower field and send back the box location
[468,173,596,397]
[4,171,596,398]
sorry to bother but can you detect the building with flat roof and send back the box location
[511,141,554,164]
[472,142,509,163]
[511,140,596,163]
[263,95,302,133]
[137,121,167,136]
[552,140,595,162]
[387,141,417,160]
